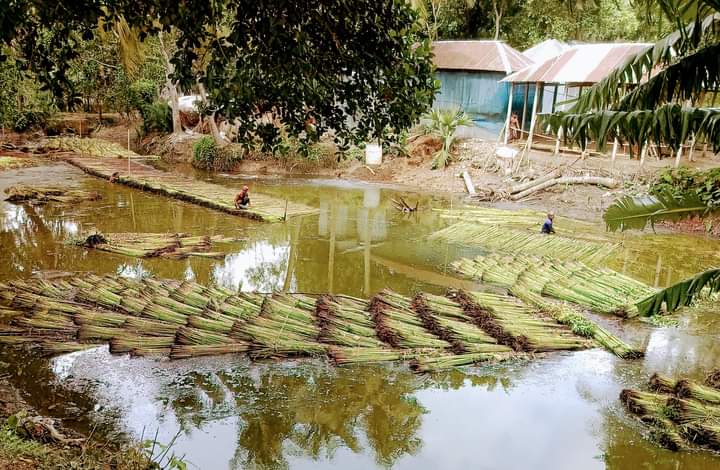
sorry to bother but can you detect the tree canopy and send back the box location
[1,0,437,147]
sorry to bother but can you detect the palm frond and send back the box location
[618,43,720,111]
[545,105,720,152]
[636,267,720,315]
[569,12,720,113]
[603,191,708,231]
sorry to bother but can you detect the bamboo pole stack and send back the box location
[0,274,634,372]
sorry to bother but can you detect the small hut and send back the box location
[432,40,533,134]
[501,42,651,149]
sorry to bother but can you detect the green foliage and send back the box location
[603,191,708,232]
[651,167,720,209]
[3,0,437,150]
[422,108,472,169]
[636,267,720,316]
[506,0,647,48]
[560,312,596,337]
[0,47,56,131]
[191,137,245,171]
[192,136,218,170]
[215,144,245,171]
[140,101,172,133]
[129,79,158,109]
[0,423,49,462]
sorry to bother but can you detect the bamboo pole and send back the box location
[674,144,683,168]
[689,133,697,162]
[639,141,648,170]
[611,138,619,174]
[503,82,515,145]
[553,128,562,156]
[521,84,529,132]
[526,82,541,153]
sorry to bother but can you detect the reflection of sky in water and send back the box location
[212,241,291,292]
[116,262,152,279]
[46,349,634,470]
[1,204,28,231]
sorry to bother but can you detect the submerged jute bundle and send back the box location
[0,274,638,372]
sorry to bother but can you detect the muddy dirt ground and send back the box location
[36,115,719,223]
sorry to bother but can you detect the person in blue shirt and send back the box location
[541,212,555,234]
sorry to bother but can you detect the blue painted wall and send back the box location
[434,70,509,118]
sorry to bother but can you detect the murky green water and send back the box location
[1,162,720,469]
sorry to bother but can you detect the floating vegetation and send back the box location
[453,253,656,317]
[71,232,236,259]
[430,222,618,264]
[63,152,318,222]
[621,372,720,452]
[4,184,101,204]
[0,274,609,372]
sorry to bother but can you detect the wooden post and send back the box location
[553,127,562,156]
[611,138,619,173]
[674,144,683,168]
[526,82,541,152]
[639,141,648,170]
[521,84,529,131]
[503,82,514,145]
[689,133,696,162]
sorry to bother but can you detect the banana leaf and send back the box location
[603,191,708,231]
[636,268,720,316]
[566,12,720,113]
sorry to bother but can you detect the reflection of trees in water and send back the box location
[158,363,513,469]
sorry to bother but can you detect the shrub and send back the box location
[129,80,157,109]
[192,136,218,170]
[652,167,720,210]
[192,140,244,171]
[215,144,245,171]
[139,101,172,133]
[422,108,473,169]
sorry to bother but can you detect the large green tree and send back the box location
[0,0,437,148]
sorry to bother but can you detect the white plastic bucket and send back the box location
[365,144,382,165]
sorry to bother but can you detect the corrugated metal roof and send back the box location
[523,39,569,64]
[432,40,533,74]
[503,43,652,84]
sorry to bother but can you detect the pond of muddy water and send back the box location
[1,162,720,469]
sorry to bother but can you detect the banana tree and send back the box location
[546,0,720,153]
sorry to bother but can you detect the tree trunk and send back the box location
[492,0,503,40]
[197,83,225,146]
[158,32,182,134]
[511,176,618,200]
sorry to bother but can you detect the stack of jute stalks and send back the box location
[71,232,237,259]
[0,274,635,372]
[621,371,720,452]
[4,185,101,205]
[430,222,618,264]
[42,137,142,159]
[453,253,656,318]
